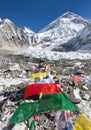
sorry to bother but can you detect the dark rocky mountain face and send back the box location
[60,24,91,51]
[0,19,30,50]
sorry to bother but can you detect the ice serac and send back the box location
[0,18,31,50]
[32,12,89,51]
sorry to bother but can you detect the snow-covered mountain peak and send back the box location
[61,11,78,17]
[0,18,13,28]
[32,12,90,50]
[3,18,13,24]
[61,12,84,20]
[40,12,89,33]
[23,27,35,34]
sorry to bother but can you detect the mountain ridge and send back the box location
[0,12,91,51]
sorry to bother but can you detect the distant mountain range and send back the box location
[0,12,91,51]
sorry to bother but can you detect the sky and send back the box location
[0,0,91,32]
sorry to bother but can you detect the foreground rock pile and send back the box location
[0,55,91,130]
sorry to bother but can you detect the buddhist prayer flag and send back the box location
[29,120,35,130]
[24,83,62,99]
[30,71,48,79]
[11,92,79,123]
[33,68,45,73]
[55,110,73,130]
[73,113,91,130]
[71,76,81,83]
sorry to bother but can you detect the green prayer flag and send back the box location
[11,92,79,123]
[29,120,35,130]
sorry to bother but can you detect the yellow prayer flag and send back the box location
[30,72,48,79]
[73,113,91,130]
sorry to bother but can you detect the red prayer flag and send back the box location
[71,76,81,83]
[24,83,62,99]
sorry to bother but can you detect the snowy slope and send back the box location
[23,27,34,35]
[23,27,35,46]
[61,24,91,51]
[74,24,91,50]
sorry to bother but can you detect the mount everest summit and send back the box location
[0,12,91,52]
[31,12,90,51]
